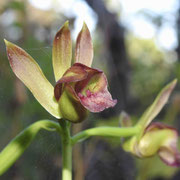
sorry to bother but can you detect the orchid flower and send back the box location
[4,21,116,123]
[123,79,180,167]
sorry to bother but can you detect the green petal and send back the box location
[137,79,177,133]
[53,21,72,81]
[58,84,88,123]
[138,123,180,167]
[5,40,60,118]
[139,129,172,157]
[75,22,93,67]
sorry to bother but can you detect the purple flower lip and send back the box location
[54,63,117,114]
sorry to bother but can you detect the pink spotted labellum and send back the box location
[123,79,180,167]
[5,21,116,122]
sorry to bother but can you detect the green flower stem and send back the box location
[0,120,62,176]
[59,119,72,180]
[0,118,142,179]
[71,126,141,145]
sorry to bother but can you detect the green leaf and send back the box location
[0,120,61,176]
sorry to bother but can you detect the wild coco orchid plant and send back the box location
[0,21,180,179]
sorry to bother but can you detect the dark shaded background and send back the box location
[0,0,180,179]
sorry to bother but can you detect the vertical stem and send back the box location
[62,139,72,180]
[59,119,72,180]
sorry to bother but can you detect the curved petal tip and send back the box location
[75,22,93,67]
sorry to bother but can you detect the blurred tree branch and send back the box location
[85,0,131,116]
[176,1,180,60]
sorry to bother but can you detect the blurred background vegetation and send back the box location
[0,0,180,179]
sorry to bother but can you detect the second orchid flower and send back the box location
[122,79,180,167]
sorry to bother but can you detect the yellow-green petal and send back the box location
[137,79,177,131]
[75,22,93,67]
[5,39,60,118]
[53,21,72,81]
[58,84,88,123]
